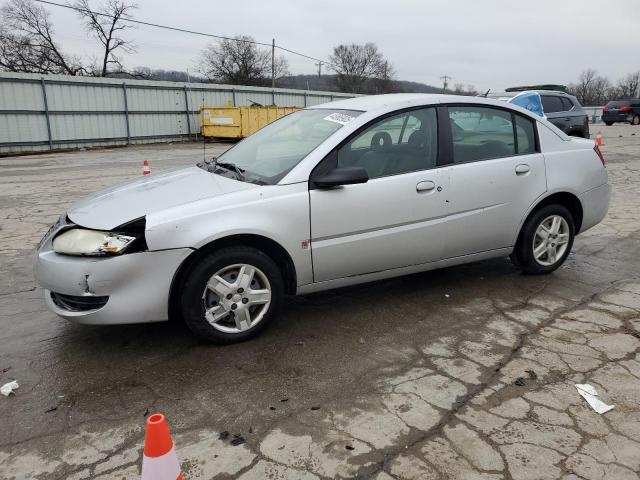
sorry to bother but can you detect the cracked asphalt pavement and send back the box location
[1,125,640,479]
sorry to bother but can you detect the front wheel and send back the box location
[512,205,575,274]
[631,115,640,126]
[605,122,613,126]
[180,246,284,343]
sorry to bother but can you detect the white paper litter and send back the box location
[1,380,19,396]
[575,384,614,414]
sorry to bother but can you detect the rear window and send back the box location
[541,95,565,113]
[561,97,574,111]
[607,100,634,108]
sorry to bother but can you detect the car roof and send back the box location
[307,93,538,114]
[488,90,572,98]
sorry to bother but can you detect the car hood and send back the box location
[67,166,257,230]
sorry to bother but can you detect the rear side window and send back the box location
[448,106,516,163]
[515,115,536,154]
[561,97,574,111]
[541,95,564,113]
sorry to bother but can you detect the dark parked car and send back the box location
[538,92,590,138]
[488,90,590,138]
[602,99,640,126]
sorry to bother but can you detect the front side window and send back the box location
[209,109,362,184]
[337,107,438,178]
[448,106,516,163]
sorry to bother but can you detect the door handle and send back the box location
[416,181,436,192]
[515,164,530,175]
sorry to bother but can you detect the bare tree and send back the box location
[614,71,640,99]
[0,0,82,74]
[328,43,388,93]
[74,0,137,77]
[567,69,613,106]
[452,83,478,96]
[198,36,288,86]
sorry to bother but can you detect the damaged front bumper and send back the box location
[35,246,191,325]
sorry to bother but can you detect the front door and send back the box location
[309,107,449,282]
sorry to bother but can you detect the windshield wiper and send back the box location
[198,157,246,181]
[215,161,246,180]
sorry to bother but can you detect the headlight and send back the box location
[53,229,136,256]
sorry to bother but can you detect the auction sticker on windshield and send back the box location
[324,112,355,125]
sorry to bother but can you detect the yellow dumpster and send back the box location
[200,106,300,139]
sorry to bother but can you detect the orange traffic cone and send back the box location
[141,413,183,480]
[595,130,603,146]
[143,160,151,175]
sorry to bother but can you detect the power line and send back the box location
[33,0,335,69]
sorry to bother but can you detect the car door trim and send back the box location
[311,211,449,243]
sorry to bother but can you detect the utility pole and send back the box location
[315,61,323,77]
[440,75,451,93]
[271,38,275,89]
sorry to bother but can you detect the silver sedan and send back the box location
[35,94,610,343]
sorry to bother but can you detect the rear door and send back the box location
[442,105,547,258]
[309,107,449,282]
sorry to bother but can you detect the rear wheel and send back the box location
[632,115,640,126]
[180,246,283,343]
[512,204,575,274]
[605,122,614,126]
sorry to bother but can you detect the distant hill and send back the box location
[124,68,449,95]
[277,74,446,94]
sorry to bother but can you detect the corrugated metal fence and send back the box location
[0,72,355,155]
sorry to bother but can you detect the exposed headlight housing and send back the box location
[53,229,136,256]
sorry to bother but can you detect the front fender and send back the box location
[144,183,313,286]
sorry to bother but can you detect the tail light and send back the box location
[603,106,609,113]
[620,105,632,112]
[594,144,605,166]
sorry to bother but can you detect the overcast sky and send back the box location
[40,0,640,91]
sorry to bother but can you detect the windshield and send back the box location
[205,109,362,184]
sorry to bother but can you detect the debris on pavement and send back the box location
[575,384,614,414]
[514,377,526,386]
[1,380,18,396]
[525,369,538,380]
[231,434,245,446]
[218,431,229,441]
[44,406,58,413]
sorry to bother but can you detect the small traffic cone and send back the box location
[143,160,151,175]
[595,130,603,146]
[141,413,183,480]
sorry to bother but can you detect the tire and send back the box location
[605,122,613,126]
[180,246,284,343]
[632,115,640,126]
[512,204,575,275]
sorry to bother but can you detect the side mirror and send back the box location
[314,166,369,188]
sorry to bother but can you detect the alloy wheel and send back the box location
[201,263,271,334]
[532,215,570,266]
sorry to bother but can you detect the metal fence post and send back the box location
[40,78,53,150]
[231,88,236,106]
[330,94,334,102]
[272,89,276,106]
[183,85,192,137]
[304,92,307,107]
[122,82,131,145]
